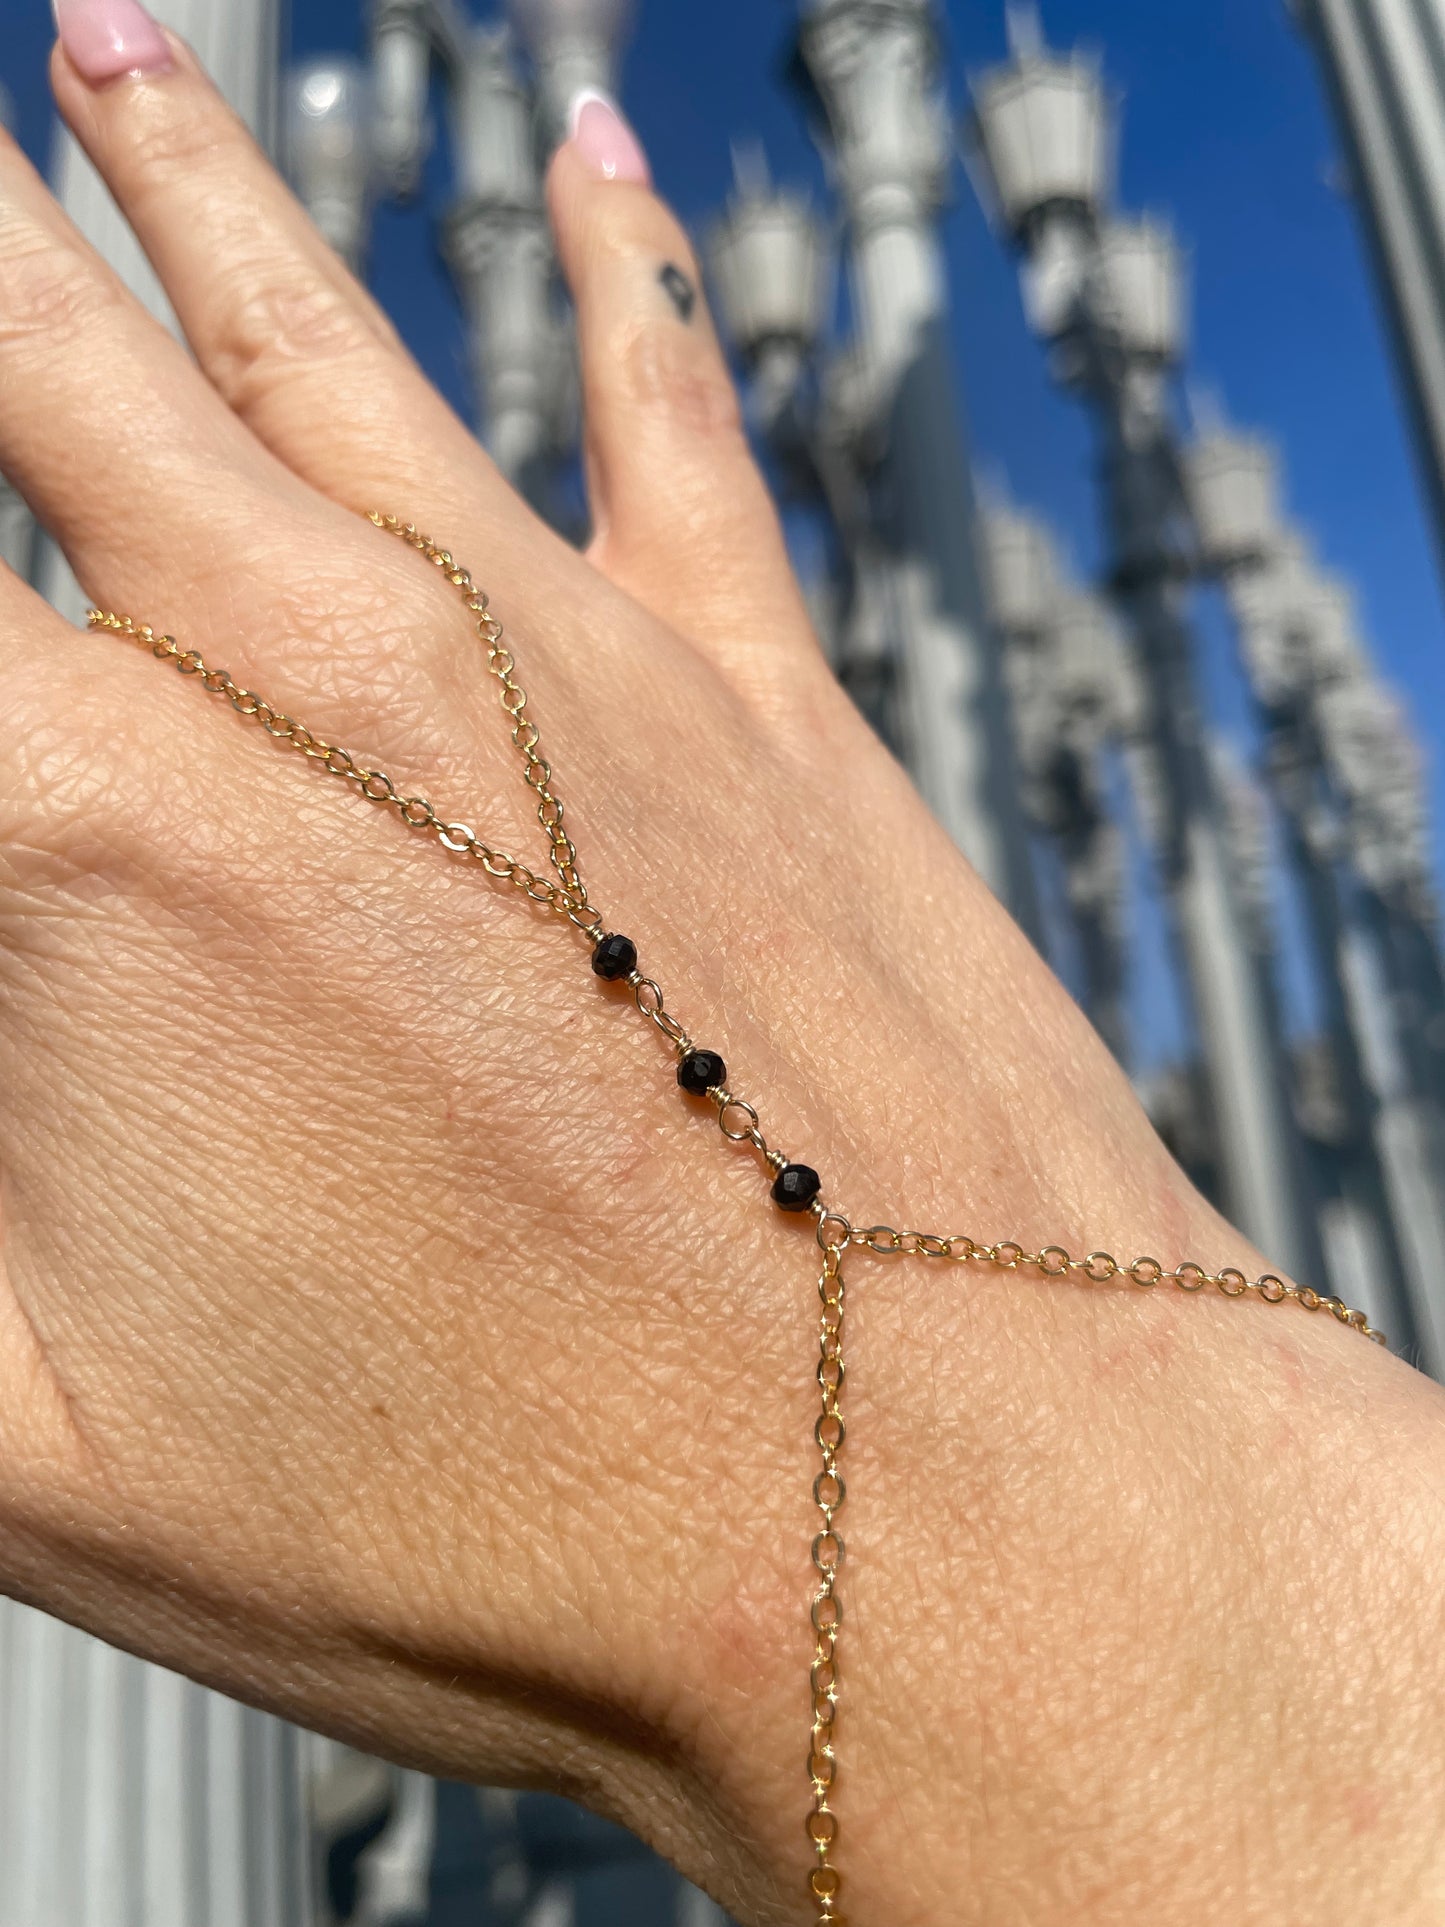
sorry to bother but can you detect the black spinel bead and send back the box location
[591,933,638,981]
[677,1049,726,1096]
[772,1163,822,1212]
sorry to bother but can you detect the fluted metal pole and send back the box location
[1296,0,1445,573]
[3,7,314,1924]
[798,0,1041,937]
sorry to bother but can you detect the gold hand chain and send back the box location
[88,512,1385,1927]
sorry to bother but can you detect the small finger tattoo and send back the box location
[659,262,697,322]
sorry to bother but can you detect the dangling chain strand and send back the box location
[87,512,1385,1927]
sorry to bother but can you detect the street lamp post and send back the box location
[795,0,1042,939]
[353,4,581,506]
[706,152,911,741]
[706,157,834,444]
[351,0,636,509]
[970,37,1325,1284]
[443,26,574,498]
[1187,426,1445,1365]
[980,502,1132,1064]
[1187,434,1416,1340]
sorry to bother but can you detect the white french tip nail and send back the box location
[566,85,614,141]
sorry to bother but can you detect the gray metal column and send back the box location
[797,0,1042,936]
[4,7,314,1924]
[1297,0,1445,571]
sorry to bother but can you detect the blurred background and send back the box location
[3,0,1445,1921]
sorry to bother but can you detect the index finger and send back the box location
[49,26,538,553]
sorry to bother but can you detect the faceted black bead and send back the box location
[591,932,638,981]
[677,1049,726,1096]
[772,1163,822,1212]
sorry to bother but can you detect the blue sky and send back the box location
[4,0,1442,1049]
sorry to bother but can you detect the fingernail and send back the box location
[53,0,174,85]
[566,88,650,186]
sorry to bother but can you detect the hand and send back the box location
[0,29,1442,1926]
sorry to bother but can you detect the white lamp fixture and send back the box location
[1185,429,1282,572]
[977,502,1060,638]
[969,50,1110,237]
[1087,215,1185,363]
[283,58,373,269]
[707,184,833,366]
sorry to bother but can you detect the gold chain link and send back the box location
[87,513,1385,1927]
[807,1233,846,1916]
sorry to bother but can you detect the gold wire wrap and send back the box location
[87,512,1385,1927]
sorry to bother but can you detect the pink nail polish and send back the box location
[53,0,174,85]
[567,89,650,186]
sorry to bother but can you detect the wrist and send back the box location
[651,1257,1445,1923]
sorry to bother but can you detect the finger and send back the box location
[0,98,322,611]
[3,34,542,784]
[49,23,537,552]
[546,99,819,683]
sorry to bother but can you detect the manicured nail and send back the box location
[566,88,650,186]
[53,0,174,85]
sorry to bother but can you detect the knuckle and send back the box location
[124,102,236,186]
[205,269,381,415]
[584,211,741,434]
[610,313,743,436]
[0,215,124,355]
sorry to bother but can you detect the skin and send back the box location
[0,34,1441,1927]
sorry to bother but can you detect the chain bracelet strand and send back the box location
[87,512,1384,1927]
